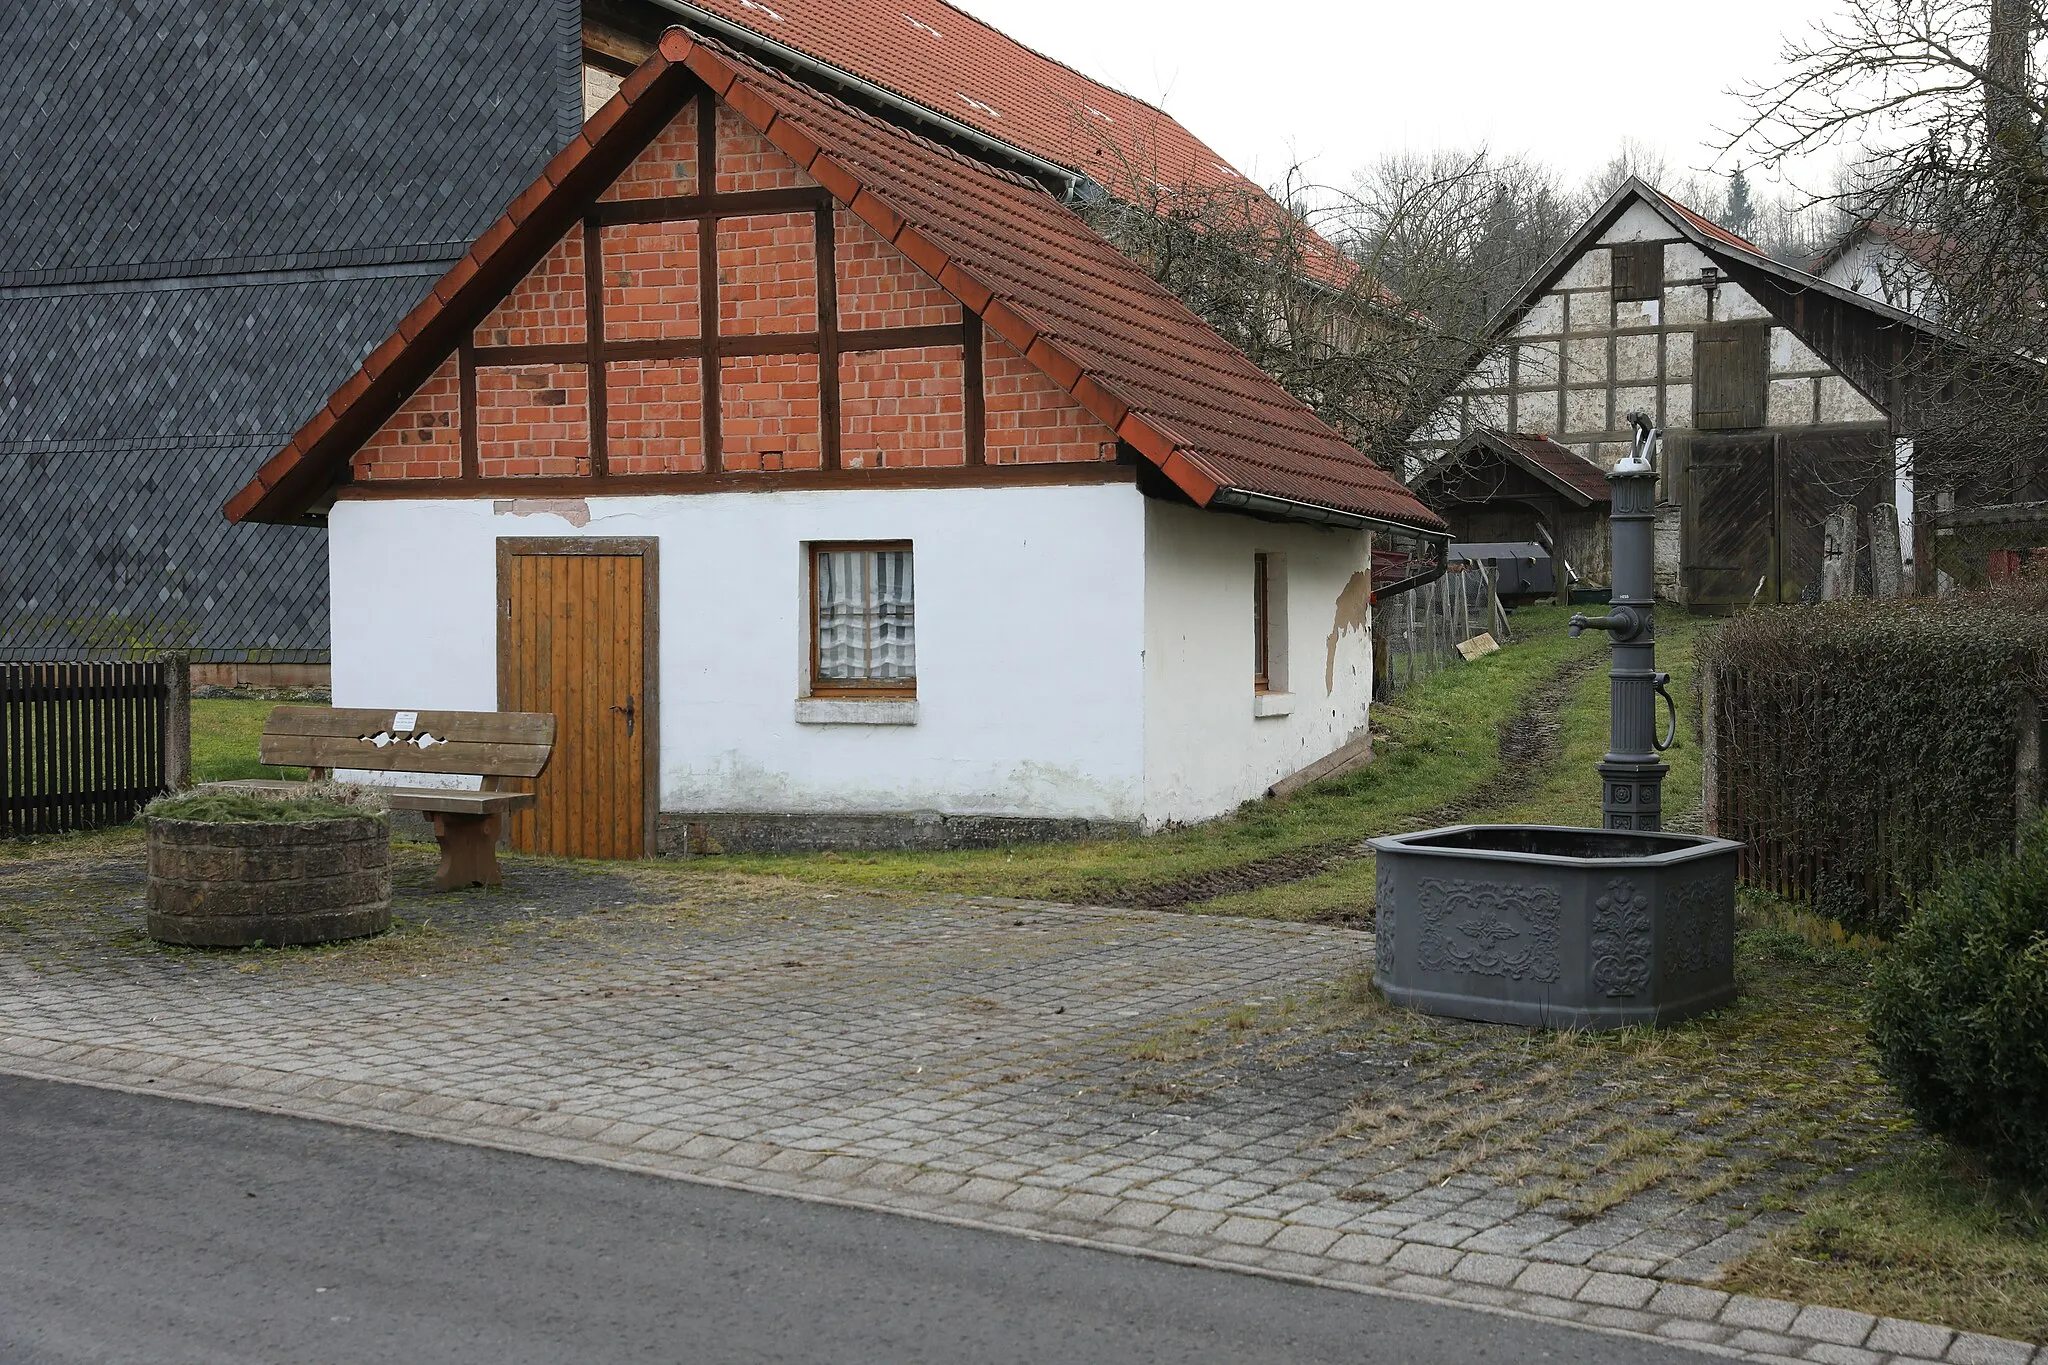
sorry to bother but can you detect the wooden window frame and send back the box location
[1611,243,1665,303]
[808,540,916,699]
[1253,552,1272,693]
[493,536,661,859]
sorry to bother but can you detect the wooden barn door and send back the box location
[1682,436,1778,608]
[497,539,658,859]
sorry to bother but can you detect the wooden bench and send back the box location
[213,707,556,891]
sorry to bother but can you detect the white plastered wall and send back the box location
[328,483,1149,821]
[1140,500,1374,827]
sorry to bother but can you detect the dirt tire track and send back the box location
[1106,650,1604,912]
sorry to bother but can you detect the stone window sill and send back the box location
[1253,691,1295,718]
[795,697,919,726]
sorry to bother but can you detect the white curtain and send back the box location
[816,548,915,684]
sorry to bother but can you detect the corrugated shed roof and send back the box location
[0,0,582,659]
[230,27,1442,534]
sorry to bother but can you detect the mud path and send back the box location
[1107,650,1604,913]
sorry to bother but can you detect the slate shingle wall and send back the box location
[0,0,582,661]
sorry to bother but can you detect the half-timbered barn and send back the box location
[225,29,1444,856]
[1410,180,1949,608]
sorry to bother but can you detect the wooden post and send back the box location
[162,653,192,792]
[1701,659,1721,837]
[2018,691,2041,852]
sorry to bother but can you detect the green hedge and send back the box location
[1701,585,2048,935]
[1871,817,2048,1183]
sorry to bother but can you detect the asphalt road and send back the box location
[0,1074,1719,1365]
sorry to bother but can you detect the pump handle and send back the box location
[1653,674,1679,752]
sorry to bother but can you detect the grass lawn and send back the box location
[693,603,1715,917]
[1723,1143,2048,1345]
[191,699,317,783]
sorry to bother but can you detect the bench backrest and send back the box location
[258,707,556,781]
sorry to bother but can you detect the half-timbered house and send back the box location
[225,29,1444,856]
[1410,180,1948,607]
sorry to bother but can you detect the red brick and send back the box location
[353,356,463,481]
[715,103,817,194]
[983,335,1117,464]
[476,226,587,347]
[838,346,965,469]
[601,102,699,201]
[476,363,591,477]
[607,359,705,472]
[602,221,702,340]
[718,354,821,469]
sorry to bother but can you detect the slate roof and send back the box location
[228,27,1443,535]
[0,0,582,661]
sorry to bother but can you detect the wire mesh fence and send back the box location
[1379,564,1512,697]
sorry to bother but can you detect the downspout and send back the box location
[647,0,1099,202]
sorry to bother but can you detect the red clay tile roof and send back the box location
[687,0,1251,202]
[680,0,1362,293]
[226,28,1441,533]
[1644,185,1765,255]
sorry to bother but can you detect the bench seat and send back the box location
[210,779,536,818]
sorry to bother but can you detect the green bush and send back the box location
[1871,819,2048,1184]
[1701,583,2048,934]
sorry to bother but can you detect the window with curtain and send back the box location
[810,542,915,694]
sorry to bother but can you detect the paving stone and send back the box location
[1803,1343,1883,1365]
[1654,1318,1733,1346]
[1729,1329,1808,1355]
[1327,1232,1399,1265]
[1945,1333,2037,1365]
[1723,1296,1804,1332]
[1267,1224,1340,1257]
[1792,1305,1877,1346]
[1580,1305,1662,1334]
[1511,1263,1592,1299]
[1387,1243,1462,1275]
[1646,1282,1729,1321]
[1577,1271,1656,1309]
[1866,1320,1954,1358]
[1450,1252,1526,1287]
[1213,1216,1282,1247]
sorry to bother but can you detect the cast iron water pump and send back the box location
[1570,412,1678,831]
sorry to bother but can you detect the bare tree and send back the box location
[1728,0,2048,505]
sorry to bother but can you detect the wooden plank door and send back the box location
[498,539,658,859]
[1776,429,1892,603]
[1682,436,1777,608]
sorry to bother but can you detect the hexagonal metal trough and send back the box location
[1369,824,1740,1029]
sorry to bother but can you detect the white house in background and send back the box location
[1408,179,1943,607]
[1812,222,1945,322]
[223,29,1445,857]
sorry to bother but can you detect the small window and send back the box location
[810,542,915,695]
[1611,243,1665,302]
[1252,552,1287,693]
[1254,553,1272,691]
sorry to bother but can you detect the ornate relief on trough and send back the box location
[1591,877,1654,997]
[1661,874,1733,980]
[1414,877,1562,982]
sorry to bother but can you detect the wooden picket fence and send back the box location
[0,661,188,837]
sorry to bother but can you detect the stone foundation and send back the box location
[658,811,1137,855]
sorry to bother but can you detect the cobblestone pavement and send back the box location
[1,847,2038,1365]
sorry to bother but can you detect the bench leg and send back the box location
[430,812,504,891]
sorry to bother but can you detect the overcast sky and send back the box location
[955,0,1849,197]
